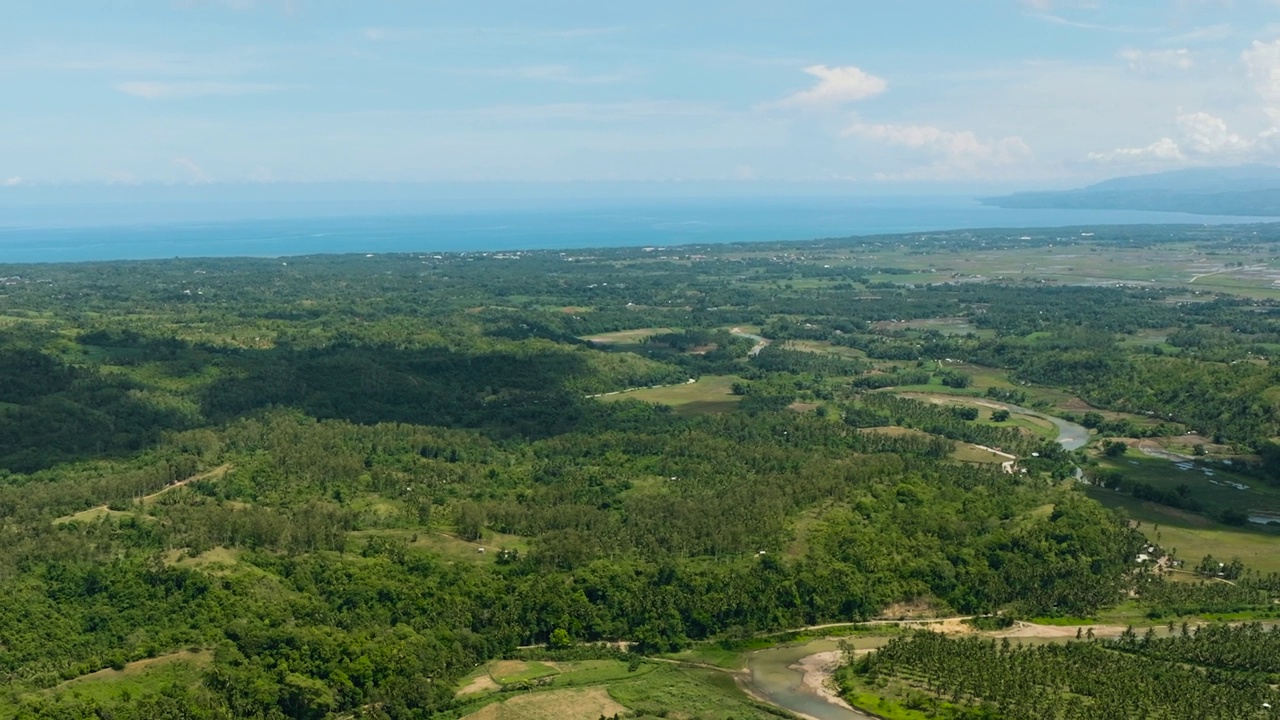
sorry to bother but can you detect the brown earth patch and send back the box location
[461,687,628,720]
[457,673,500,697]
[487,660,530,680]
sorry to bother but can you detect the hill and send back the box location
[984,165,1280,216]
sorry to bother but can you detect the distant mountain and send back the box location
[984,165,1280,216]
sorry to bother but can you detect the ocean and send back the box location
[0,196,1274,264]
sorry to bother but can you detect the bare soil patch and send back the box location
[487,660,531,680]
[457,673,500,697]
[1058,397,1094,411]
[461,687,628,720]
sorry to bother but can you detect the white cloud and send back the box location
[1086,112,1251,163]
[1243,39,1280,122]
[775,65,887,108]
[1,177,21,187]
[116,81,283,99]
[1120,48,1194,71]
[843,121,1033,178]
[173,157,211,184]
[1084,39,1280,167]
[1176,111,1251,155]
[1087,137,1185,163]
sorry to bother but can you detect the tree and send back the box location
[548,628,572,649]
[456,501,486,541]
[991,410,1010,422]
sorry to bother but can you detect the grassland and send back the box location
[581,327,673,346]
[3,650,213,718]
[779,339,867,357]
[595,375,743,416]
[894,391,1059,440]
[862,426,1012,465]
[1097,449,1280,517]
[448,659,781,720]
[347,527,532,566]
[1084,485,1280,574]
[822,241,1280,300]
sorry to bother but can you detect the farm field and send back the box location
[1096,448,1280,518]
[582,327,674,345]
[1084,485,1280,574]
[448,659,780,720]
[594,374,743,415]
[861,426,1012,465]
[894,392,1061,440]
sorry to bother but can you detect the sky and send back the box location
[4,1,1280,194]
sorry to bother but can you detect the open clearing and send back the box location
[488,660,558,685]
[861,426,1010,465]
[56,650,213,690]
[1085,486,1280,574]
[896,392,1059,440]
[141,463,233,505]
[1097,448,1280,518]
[349,528,531,565]
[452,659,780,720]
[461,686,628,720]
[779,339,867,358]
[595,375,743,416]
[5,649,217,715]
[52,464,234,525]
[52,505,138,525]
[162,546,243,573]
[582,327,673,344]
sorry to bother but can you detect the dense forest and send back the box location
[1,223,1279,717]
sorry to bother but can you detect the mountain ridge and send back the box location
[985,165,1280,216]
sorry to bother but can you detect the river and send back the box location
[741,407,1090,719]
[745,638,873,720]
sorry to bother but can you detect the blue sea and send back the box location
[0,196,1274,264]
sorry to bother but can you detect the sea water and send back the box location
[0,196,1274,264]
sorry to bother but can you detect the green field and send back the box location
[595,375,744,416]
[862,426,1012,465]
[1084,485,1280,574]
[448,659,778,720]
[1097,449,1280,518]
[894,392,1060,440]
[581,327,673,346]
[4,651,212,718]
[780,339,868,358]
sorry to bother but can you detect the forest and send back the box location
[0,222,1278,718]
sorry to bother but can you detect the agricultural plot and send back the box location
[595,375,744,416]
[450,659,779,720]
[1096,449,1280,519]
[779,339,867,358]
[861,426,1012,465]
[1084,487,1280,574]
[895,392,1059,440]
[581,328,673,346]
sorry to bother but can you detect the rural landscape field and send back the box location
[0,222,1276,718]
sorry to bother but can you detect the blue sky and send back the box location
[3,1,1280,191]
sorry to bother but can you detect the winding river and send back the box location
[742,406,1090,719]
